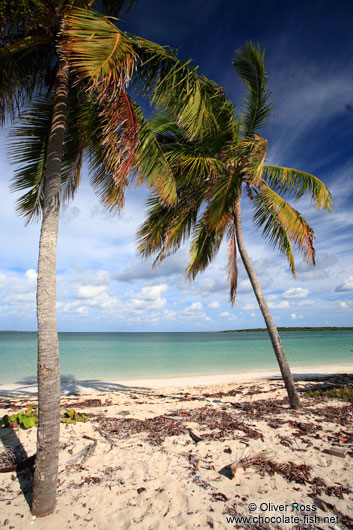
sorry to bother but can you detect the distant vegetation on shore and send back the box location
[222,327,353,332]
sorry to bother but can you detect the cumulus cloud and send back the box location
[283,288,309,299]
[268,301,290,309]
[291,313,304,320]
[75,285,107,299]
[335,276,353,292]
[243,303,257,311]
[208,301,220,308]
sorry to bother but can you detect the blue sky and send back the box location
[0,0,352,331]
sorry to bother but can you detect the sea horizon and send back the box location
[1,329,353,384]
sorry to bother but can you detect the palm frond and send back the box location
[253,183,316,270]
[205,171,241,232]
[98,0,138,17]
[263,165,333,211]
[137,190,202,264]
[81,88,136,212]
[62,7,137,87]
[186,217,224,280]
[0,35,54,124]
[232,41,271,137]
[134,107,177,205]
[9,92,84,223]
[129,36,231,139]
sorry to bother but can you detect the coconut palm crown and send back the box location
[137,42,333,409]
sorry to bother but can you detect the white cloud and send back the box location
[291,313,304,320]
[268,301,290,309]
[75,285,107,299]
[188,302,203,311]
[208,301,220,309]
[220,311,231,317]
[243,303,257,311]
[296,300,315,307]
[134,284,168,301]
[335,276,353,292]
[283,288,309,299]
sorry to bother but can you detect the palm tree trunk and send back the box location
[31,57,69,517]
[233,198,302,410]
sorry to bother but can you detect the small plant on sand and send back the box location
[0,405,38,429]
[0,406,87,429]
[61,409,87,424]
[305,385,353,402]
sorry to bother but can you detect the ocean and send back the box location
[0,330,352,385]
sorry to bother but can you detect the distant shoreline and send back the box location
[1,326,353,333]
[221,326,353,332]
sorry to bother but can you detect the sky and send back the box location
[0,0,352,332]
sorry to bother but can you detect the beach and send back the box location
[1,367,353,529]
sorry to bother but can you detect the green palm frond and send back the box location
[134,108,177,205]
[232,41,271,137]
[244,134,268,186]
[205,171,241,232]
[62,7,137,87]
[137,189,202,264]
[263,165,333,211]
[253,183,316,270]
[129,36,230,139]
[9,93,84,223]
[0,35,54,124]
[98,0,138,17]
[186,217,224,280]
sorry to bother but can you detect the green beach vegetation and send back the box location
[1,0,226,517]
[221,327,353,332]
[137,42,332,411]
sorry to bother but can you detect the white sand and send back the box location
[0,366,352,529]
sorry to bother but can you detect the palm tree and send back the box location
[137,42,333,410]
[1,2,225,516]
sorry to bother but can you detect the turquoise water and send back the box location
[0,331,352,384]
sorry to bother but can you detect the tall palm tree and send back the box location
[137,42,333,410]
[1,2,225,516]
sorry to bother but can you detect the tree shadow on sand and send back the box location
[268,372,353,393]
[0,427,34,507]
[0,373,153,399]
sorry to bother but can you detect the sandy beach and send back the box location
[1,366,353,529]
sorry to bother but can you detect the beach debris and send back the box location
[137,487,146,494]
[95,414,187,445]
[223,446,232,454]
[211,492,228,502]
[187,428,204,444]
[327,447,348,458]
[309,496,353,529]
[67,439,97,468]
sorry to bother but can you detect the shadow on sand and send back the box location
[0,373,153,399]
[0,427,34,507]
[268,372,353,393]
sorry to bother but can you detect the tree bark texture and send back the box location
[233,199,302,410]
[31,58,69,517]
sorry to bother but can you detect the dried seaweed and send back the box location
[306,404,353,426]
[253,460,312,484]
[65,399,103,408]
[231,398,289,418]
[98,415,187,445]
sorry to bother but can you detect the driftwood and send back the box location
[66,438,97,468]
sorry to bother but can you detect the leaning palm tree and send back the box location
[1,2,225,516]
[137,42,333,410]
